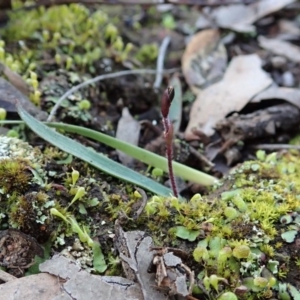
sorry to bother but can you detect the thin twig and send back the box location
[47,68,177,122]
[250,144,300,151]
[188,145,215,168]
[153,36,171,90]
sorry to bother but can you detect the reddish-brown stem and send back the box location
[165,121,178,198]
[161,86,178,198]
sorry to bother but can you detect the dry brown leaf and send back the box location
[0,63,30,96]
[208,0,296,32]
[251,85,300,108]
[181,29,227,95]
[116,107,141,166]
[0,273,61,300]
[185,54,273,139]
[0,77,47,120]
[258,36,300,63]
[40,255,143,300]
[278,20,300,39]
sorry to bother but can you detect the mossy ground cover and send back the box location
[0,138,299,299]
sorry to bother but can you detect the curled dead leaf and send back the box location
[182,29,227,95]
[258,36,300,63]
[185,54,272,139]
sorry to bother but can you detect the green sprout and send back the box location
[69,186,86,207]
[50,208,92,246]
[0,108,7,120]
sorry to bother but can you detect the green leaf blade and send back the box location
[17,105,172,196]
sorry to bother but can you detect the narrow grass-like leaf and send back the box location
[0,120,218,186]
[47,123,217,186]
[17,105,172,196]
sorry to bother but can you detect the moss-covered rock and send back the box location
[139,150,300,299]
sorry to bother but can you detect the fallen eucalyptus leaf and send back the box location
[208,0,295,33]
[0,77,47,119]
[185,54,272,139]
[251,85,300,109]
[0,63,30,96]
[182,29,227,95]
[258,36,300,63]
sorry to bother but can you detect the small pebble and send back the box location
[282,71,295,87]
[271,56,287,69]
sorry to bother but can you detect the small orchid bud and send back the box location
[161,86,174,118]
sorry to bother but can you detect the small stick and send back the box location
[153,36,171,90]
[161,86,178,198]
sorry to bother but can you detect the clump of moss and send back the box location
[1,1,133,75]
[133,150,300,299]
[0,1,134,108]
[1,133,299,299]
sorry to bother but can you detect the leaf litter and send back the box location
[196,0,296,32]
[258,36,300,63]
[181,29,227,95]
[185,54,273,139]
